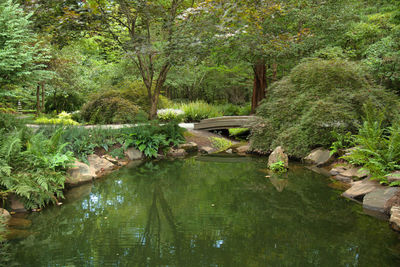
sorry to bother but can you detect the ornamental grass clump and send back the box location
[250,59,400,158]
[177,101,222,122]
[157,108,184,122]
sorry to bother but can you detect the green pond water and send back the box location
[4,156,400,266]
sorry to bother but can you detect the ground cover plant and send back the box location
[340,105,400,186]
[250,59,400,158]
[57,121,186,162]
[0,114,74,209]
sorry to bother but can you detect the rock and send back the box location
[102,154,119,165]
[199,146,214,154]
[342,178,382,200]
[333,175,353,183]
[66,160,96,187]
[178,142,198,153]
[225,149,233,154]
[9,194,27,212]
[387,171,400,183]
[385,191,400,211]
[0,208,11,220]
[363,187,400,215]
[330,166,346,176]
[125,147,143,160]
[390,206,400,232]
[340,167,369,179]
[304,148,334,166]
[233,145,250,155]
[167,148,187,157]
[88,154,115,175]
[268,146,289,169]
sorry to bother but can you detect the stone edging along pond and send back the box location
[1,134,400,237]
[300,147,400,233]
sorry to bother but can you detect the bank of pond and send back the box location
[0,151,400,266]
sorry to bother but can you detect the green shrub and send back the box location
[60,122,185,161]
[0,127,74,209]
[0,113,24,131]
[250,59,400,158]
[209,137,232,152]
[124,122,186,158]
[157,109,184,122]
[81,96,139,124]
[268,161,287,173]
[0,107,16,114]
[45,92,84,113]
[35,115,80,126]
[107,80,171,111]
[343,105,400,185]
[175,101,222,122]
[229,128,250,137]
[330,131,354,156]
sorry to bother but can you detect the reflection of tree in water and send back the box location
[134,184,183,266]
[5,159,400,266]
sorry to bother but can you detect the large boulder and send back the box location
[268,146,289,169]
[125,148,143,160]
[66,160,96,187]
[342,178,382,201]
[363,187,400,215]
[88,154,115,174]
[304,148,334,166]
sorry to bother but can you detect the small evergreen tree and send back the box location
[0,0,52,112]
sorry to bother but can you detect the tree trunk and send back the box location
[148,63,170,120]
[251,61,267,114]
[41,83,45,112]
[36,84,41,116]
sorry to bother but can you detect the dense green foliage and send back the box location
[268,161,287,174]
[250,59,400,158]
[57,122,186,162]
[0,114,74,209]
[81,96,140,124]
[342,105,400,185]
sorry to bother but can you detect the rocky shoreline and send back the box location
[300,147,400,233]
[1,131,400,239]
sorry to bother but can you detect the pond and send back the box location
[4,156,400,266]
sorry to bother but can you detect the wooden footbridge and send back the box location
[194,116,255,131]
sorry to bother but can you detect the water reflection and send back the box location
[5,157,400,266]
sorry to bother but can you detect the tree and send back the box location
[88,0,196,119]
[186,0,358,113]
[0,0,52,114]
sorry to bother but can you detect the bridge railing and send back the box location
[194,116,256,130]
